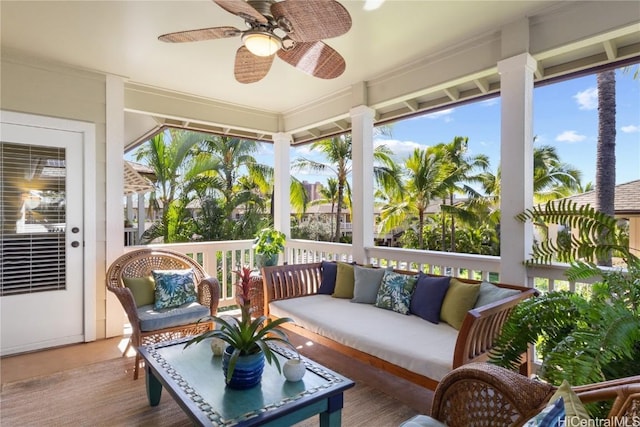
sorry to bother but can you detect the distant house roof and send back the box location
[564,179,640,215]
[124,161,155,195]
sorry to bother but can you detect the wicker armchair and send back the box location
[106,248,220,379]
[406,363,640,427]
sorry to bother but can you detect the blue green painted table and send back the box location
[138,339,355,426]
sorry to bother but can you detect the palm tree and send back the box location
[533,145,582,202]
[433,137,490,252]
[293,134,401,242]
[134,129,205,242]
[378,147,446,249]
[134,129,203,208]
[595,69,616,266]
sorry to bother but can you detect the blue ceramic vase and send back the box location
[222,346,265,389]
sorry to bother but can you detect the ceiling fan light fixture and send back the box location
[242,31,282,56]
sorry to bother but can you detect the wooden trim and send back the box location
[262,262,535,390]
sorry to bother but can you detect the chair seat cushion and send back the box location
[137,302,210,332]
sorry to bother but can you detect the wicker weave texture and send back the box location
[431,363,640,427]
[106,248,220,379]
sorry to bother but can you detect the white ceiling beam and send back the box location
[307,128,321,138]
[444,87,460,101]
[403,99,419,112]
[603,40,618,60]
[473,78,490,94]
[534,63,544,80]
[334,120,350,130]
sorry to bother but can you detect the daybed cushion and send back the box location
[440,278,480,330]
[474,281,520,308]
[332,262,355,298]
[123,276,155,307]
[152,269,197,310]
[318,261,338,295]
[351,265,386,304]
[269,295,458,382]
[410,274,450,324]
[137,301,210,332]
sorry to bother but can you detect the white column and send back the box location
[105,74,126,337]
[126,194,134,223]
[350,105,375,264]
[137,192,146,243]
[498,53,537,285]
[272,132,291,243]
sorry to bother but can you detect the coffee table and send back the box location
[138,338,355,426]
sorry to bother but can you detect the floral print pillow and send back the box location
[374,270,417,314]
[152,269,197,310]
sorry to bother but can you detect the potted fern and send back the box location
[185,266,296,389]
[490,200,640,392]
[254,227,286,267]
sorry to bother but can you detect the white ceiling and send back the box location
[2,1,640,146]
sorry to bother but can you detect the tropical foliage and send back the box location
[491,202,640,397]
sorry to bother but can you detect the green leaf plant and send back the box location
[491,200,640,393]
[185,266,296,383]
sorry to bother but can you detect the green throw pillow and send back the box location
[440,278,480,329]
[374,270,417,314]
[123,276,155,306]
[332,262,355,298]
[152,269,197,310]
[548,380,591,423]
[474,281,520,308]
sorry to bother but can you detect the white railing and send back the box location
[136,239,606,310]
[126,239,256,310]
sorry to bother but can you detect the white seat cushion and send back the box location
[269,295,458,382]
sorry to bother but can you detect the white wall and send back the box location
[1,53,109,340]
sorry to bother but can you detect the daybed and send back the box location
[260,261,536,390]
[402,362,640,427]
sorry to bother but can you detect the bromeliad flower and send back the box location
[234,265,253,309]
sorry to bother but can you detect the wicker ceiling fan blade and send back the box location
[158,26,242,43]
[234,46,274,84]
[271,0,352,43]
[278,41,345,79]
[214,0,268,24]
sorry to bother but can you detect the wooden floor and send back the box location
[0,331,433,415]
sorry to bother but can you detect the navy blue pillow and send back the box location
[409,273,451,324]
[318,261,338,295]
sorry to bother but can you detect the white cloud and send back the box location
[621,124,639,133]
[425,108,454,122]
[573,87,597,110]
[375,138,425,160]
[556,130,586,143]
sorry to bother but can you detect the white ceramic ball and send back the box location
[283,358,306,382]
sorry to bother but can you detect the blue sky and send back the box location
[287,67,640,190]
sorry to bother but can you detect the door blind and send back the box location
[0,142,67,296]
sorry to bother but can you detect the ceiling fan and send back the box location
[158,0,352,84]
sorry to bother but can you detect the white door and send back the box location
[1,123,85,355]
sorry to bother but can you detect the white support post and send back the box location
[350,105,375,265]
[498,53,537,285]
[272,132,291,243]
[105,74,126,337]
[137,192,146,243]
[126,194,134,223]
